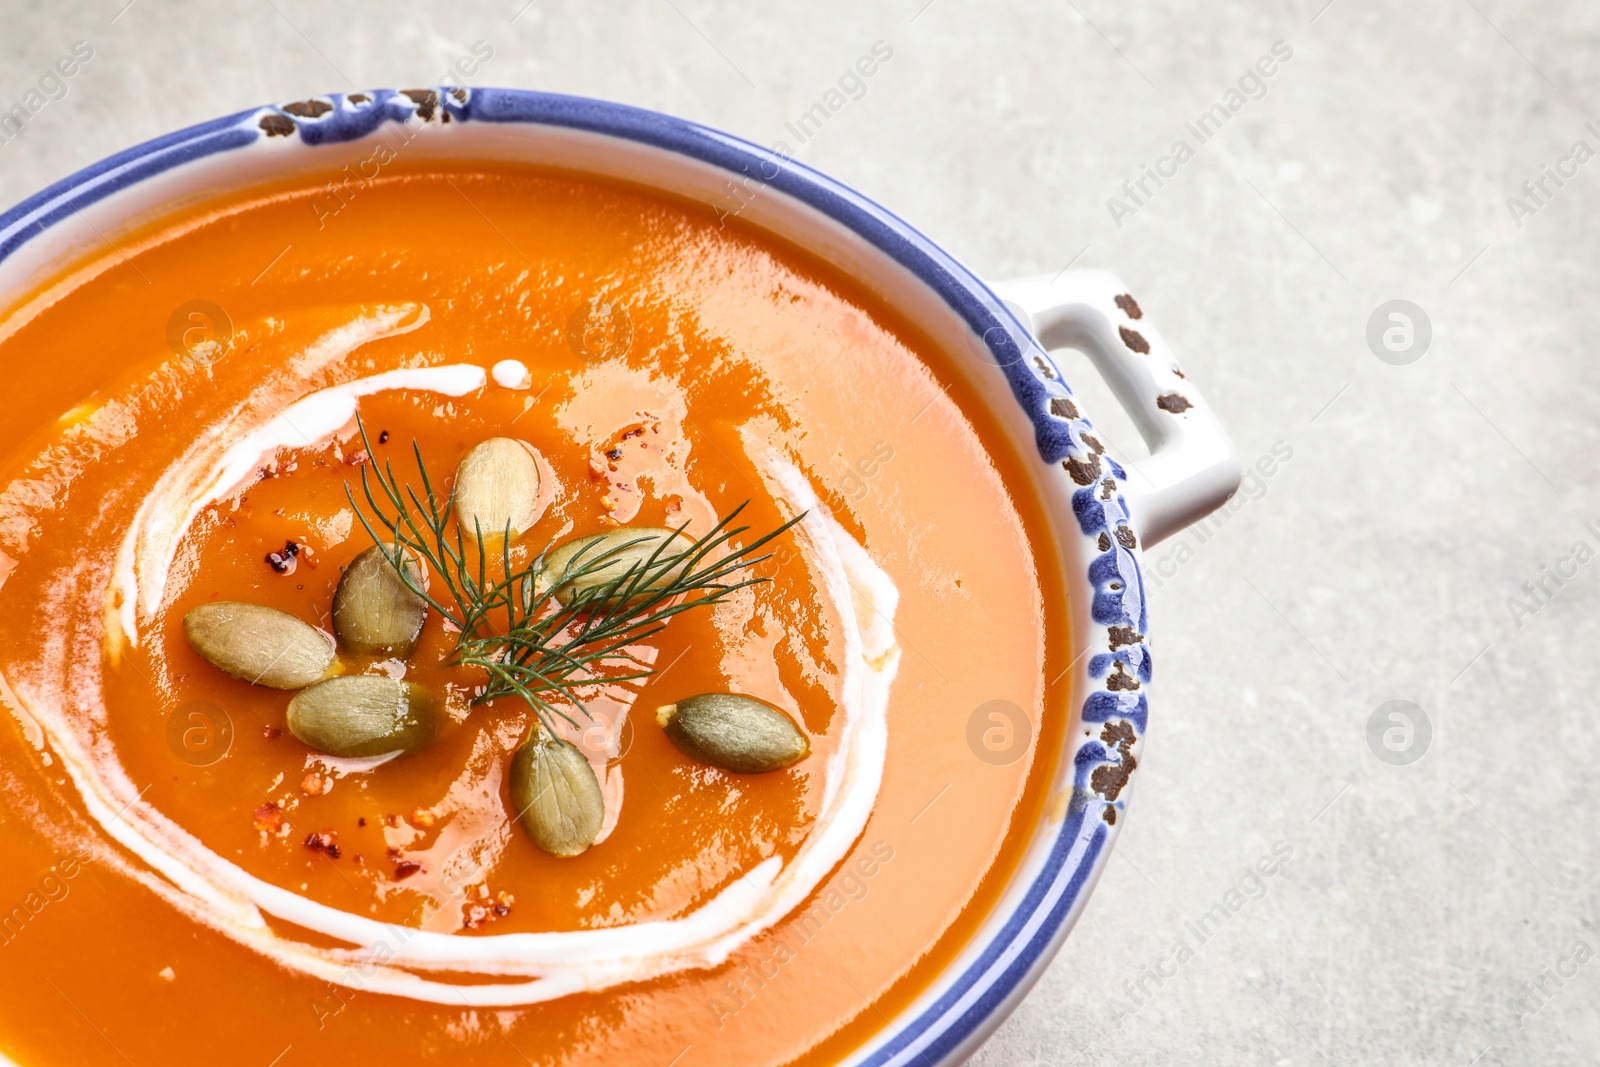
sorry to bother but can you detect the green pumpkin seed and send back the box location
[182,602,334,689]
[509,731,604,857]
[536,527,690,606]
[332,546,428,656]
[285,676,440,758]
[453,438,541,540]
[656,693,810,773]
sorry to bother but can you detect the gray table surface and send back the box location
[3,1,1596,1064]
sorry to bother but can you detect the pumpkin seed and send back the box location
[332,546,428,656]
[285,676,440,758]
[537,527,690,606]
[182,602,334,689]
[453,438,541,540]
[509,731,604,857]
[656,693,810,773]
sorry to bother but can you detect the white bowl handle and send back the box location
[991,269,1242,547]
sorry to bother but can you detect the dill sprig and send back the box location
[344,419,802,731]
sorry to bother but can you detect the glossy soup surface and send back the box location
[0,162,1069,1066]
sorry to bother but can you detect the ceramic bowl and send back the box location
[0,87,1240,1066]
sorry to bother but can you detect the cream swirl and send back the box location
[10,311,899,1006]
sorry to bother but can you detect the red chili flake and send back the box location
[383,814,402,828]
[253,803,284,833]
[378,430,390,444]
[345,450,370,466]
[393,860,422,880]
[304,831,341,859]
[262,725,281,740]
[622,427,645,439]
[357,817,367,827]
[385,847,403,862]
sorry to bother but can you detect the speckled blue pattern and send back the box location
[0,87,1150,1067]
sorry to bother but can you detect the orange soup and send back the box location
[0,164,1070,1066]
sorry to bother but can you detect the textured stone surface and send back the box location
[3,1,1596,1063]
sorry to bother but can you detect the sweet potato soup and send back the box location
[0,162,1071,1066]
